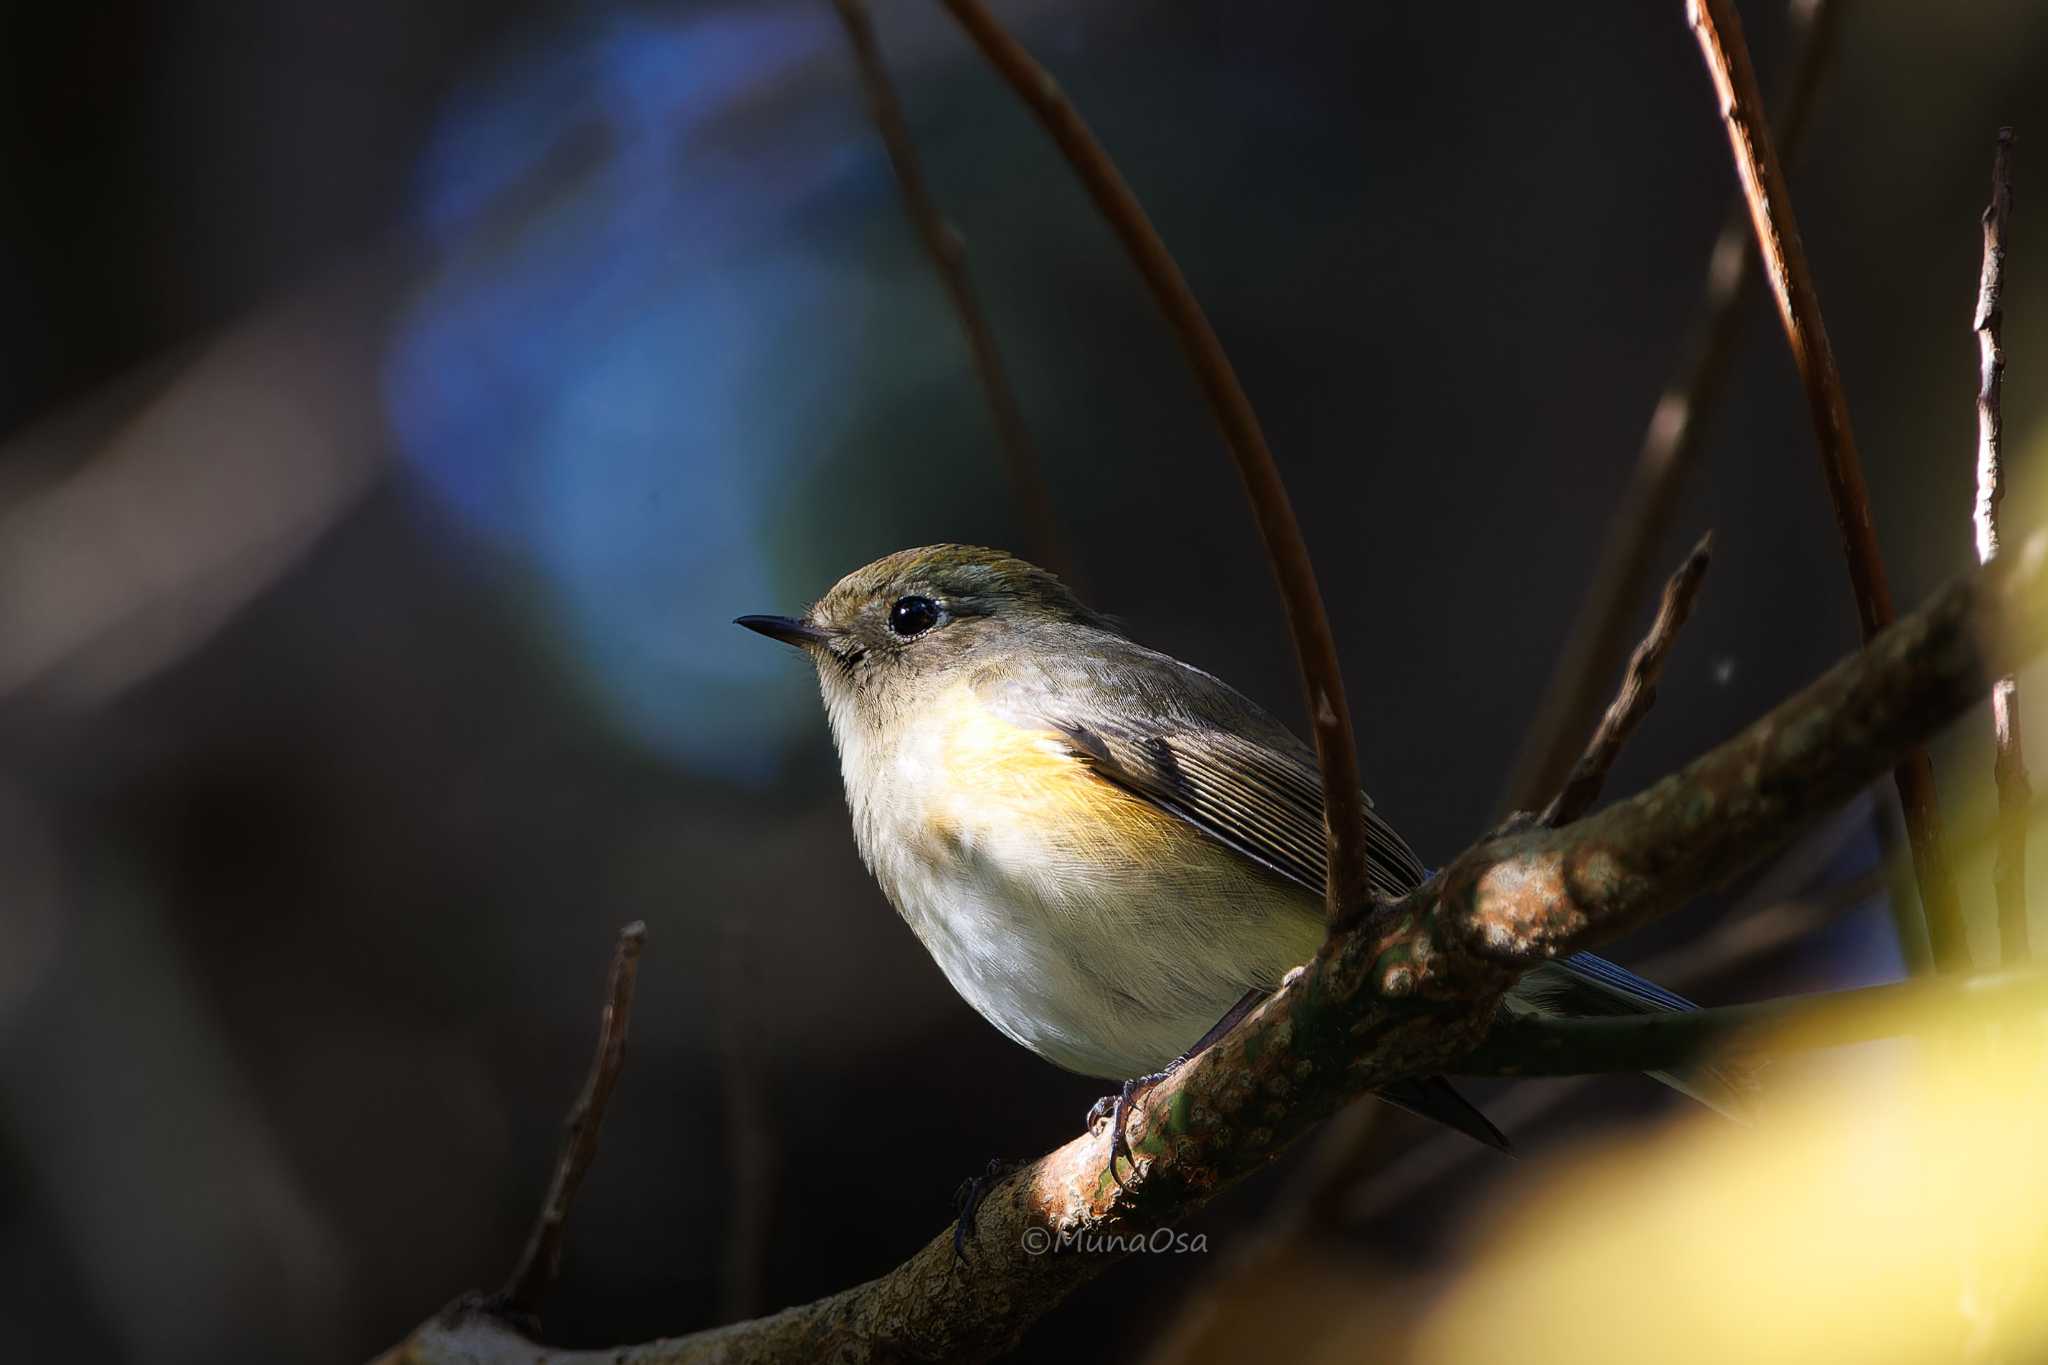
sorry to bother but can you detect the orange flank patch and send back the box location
[926,685,1188,863]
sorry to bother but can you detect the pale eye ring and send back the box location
[888,595,941,637]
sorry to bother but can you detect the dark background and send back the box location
[2,1,2044,1360]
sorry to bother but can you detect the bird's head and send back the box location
[736,544,1105,729]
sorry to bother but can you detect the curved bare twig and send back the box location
[827,0,1068,579]
[1685,0,1967,971]
[1503,0,1841,816]
[498,922,647,1318]
[936,0,1374,922]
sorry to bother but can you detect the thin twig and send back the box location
[716,920,775,1323]
[498,921,648,1318]
[937,0,1374,922]
[1503,0,1840,815]
[1686,0,1968,972]
[1541,532,1714,827]
[1975,127,2031,964]
[827,0,1068,579]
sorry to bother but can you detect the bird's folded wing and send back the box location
[974,650,1427,901]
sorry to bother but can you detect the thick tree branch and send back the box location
[1504,0,1840,815]
[1333,854,1890,1229]
[827,0,1068,579]
[381,532,2048,1365]
[1540,533,1714,828]
[498,921,647,1318]
[936,0,1373,921]
[1975,127,2031,964]
[1686,0,1967,971]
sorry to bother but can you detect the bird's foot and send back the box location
[952,1156,1022,1265]
[1086,1068,1172,1188]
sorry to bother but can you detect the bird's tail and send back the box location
[1506,952,1757,1119]
[1376,1074,1515,1153]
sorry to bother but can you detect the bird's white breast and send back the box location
[824,679,1321,1079]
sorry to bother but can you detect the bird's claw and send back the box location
[1088,1072,1167,1188]
[952,1156,1019,1265]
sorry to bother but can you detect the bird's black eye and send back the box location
[888,595,941,637]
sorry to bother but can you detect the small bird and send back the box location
[739,545,1736,1173]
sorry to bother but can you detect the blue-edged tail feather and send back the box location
[1506,952,1756,1119]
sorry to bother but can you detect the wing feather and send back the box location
[972,637,1428,902]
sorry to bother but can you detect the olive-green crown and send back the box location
[814,544,1104,626]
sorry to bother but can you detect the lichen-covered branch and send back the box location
[1686,0,1968,971]
[378,533,2048,1365]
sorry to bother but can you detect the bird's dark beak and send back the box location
[734,614,831,649]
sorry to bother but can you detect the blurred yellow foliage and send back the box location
[1414,988,2048,1365]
